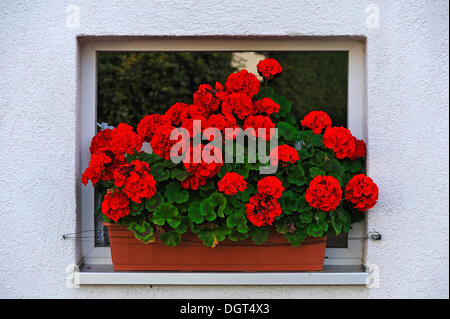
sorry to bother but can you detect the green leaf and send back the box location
[275,218,290,234]
[128,221,154,243]
[200,192,227,220]
[277,122,298,142]
[330,210,343,235]
[309,167,325,179]
[164,181,189,204]
[336,207,352,233]
[249,227,269,244]
[298,148,312,159]
[188,201,204,224]
[171,168,189,181]
[197,226,231,247]
[279,191,299,215]
[347,159,362,173]
[159,230,181,246]
[218,163,232,178]
[199,180,215,191]
[228,229,248,241]
[152,203,182,228]
[234,164,249,179]
[306,224,326,237]
[284,229,307,247]
[287,162,306,186]
[130,201,144,216]
[226,212,248,234]
[144,191,163,212]
[236,183,255,203]
[197,230,216,247]
[175,216,191,234]
[297,210,313,224]
[309,134,324,147]
[150,162,170,182]
[330,159,345,177]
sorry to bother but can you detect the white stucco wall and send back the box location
[0,0,448,298]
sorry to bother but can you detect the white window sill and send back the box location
[75,264,368,286]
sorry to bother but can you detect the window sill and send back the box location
[76,264,368,286]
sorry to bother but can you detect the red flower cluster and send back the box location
[102,191,131,222]
[269,144,299,166]
[225,69,260,98]
[82,124,144,186]
[164,102,189,126]
[150,123,182,160]
[349,139,366,160]
[182,145,223,190]
[246,176,284,227]
[243,115,275,141]
[257,176,285,199]
[222,92,254,120]
[246,193,282,227]
[193,84,222,115]
[81,149,125,186]
[137,114,169,142]
[217,172,247,195]
[323,126,366,160]
[345,174,378,211]
[305,175,343,211]
[301,111,332,135]
[257,58,283,80]
[89,128,113,154]
[253,98,280,115]
[110,123,143,155]
[114,160,156,203]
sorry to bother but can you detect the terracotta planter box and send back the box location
[105,223,327,271]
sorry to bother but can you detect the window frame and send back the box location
[80,39,366,267]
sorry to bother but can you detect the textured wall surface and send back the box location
[0,0,448,298]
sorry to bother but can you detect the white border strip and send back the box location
[78,270,368,286]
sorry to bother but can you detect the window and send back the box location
[80,39,366,271]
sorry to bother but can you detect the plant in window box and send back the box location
[82,58,379,271]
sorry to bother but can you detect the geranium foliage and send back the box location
[82,58,379,247]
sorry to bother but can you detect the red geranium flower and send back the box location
[305,175,343,211]
[150,123,184,160]
[222,92,254,120]
[102,191,130,222]
[253,97,280,115]
[182,144,223,190]
[349,139,366,160]
[345,174,378,211]
[269,144,299,166]
[164,102,189,126]
[246,193,282,227]
[137,114,169,143]
[89,129,113,154]
[323,126,356,159]
[225,69,260,98]
[217,172,247,195]
[113,160,156,203]
[257,58,283,80]
[257,176,285,199]
[301,111,332,135]
[205,114,237,132]
[81,148,125,186]
[193,84,222,114]
[243,115,275,141]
